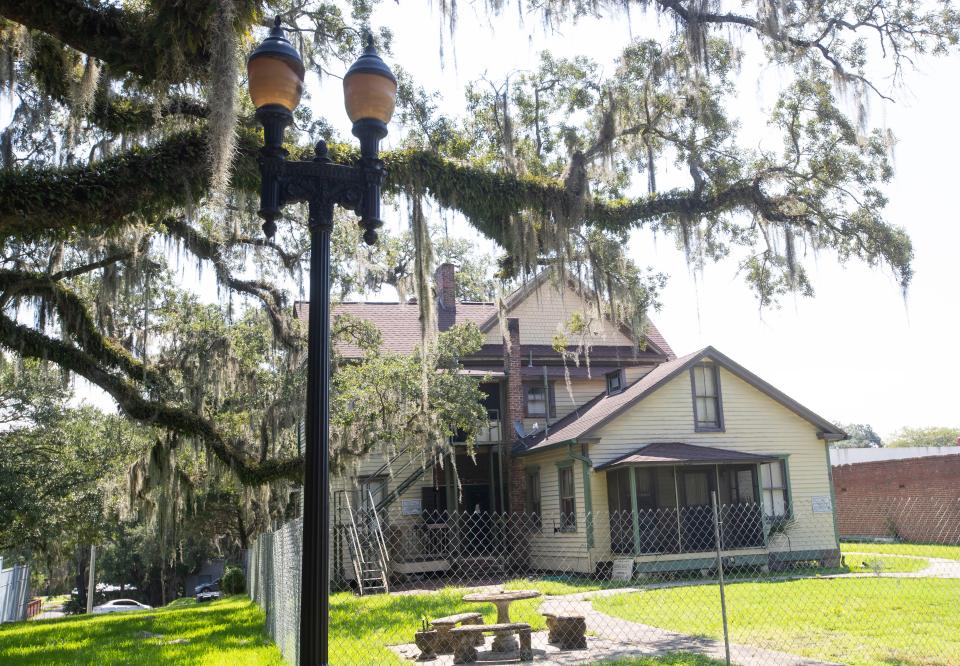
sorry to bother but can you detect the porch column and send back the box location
[628,467,642,555]
[673,466,682,553]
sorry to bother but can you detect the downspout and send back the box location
[823,441,841,549]
[567,442,594,549]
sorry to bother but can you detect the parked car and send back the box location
[91,599,152,614]
[195,582,222,603]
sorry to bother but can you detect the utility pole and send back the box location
[85,545,97,614]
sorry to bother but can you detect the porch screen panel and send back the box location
[719,466,765,549]
[681,470,714,552]
[606,469,632,554]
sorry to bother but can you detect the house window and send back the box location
[524,383,556,418]
[558,466,576,531]
[525,468,542,529]
[606,369,624,395]
[354,477,388,517]
[760,460,789,519]
[691,364,723,431]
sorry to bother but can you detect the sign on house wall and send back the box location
[400,499,422,515]
[812,496,833,514]
[611,558,634,581]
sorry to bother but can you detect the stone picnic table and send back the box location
[462,589,541,652]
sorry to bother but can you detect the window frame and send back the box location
[606,369,625,395]
[690,363,724,432]
[523,382,556,418]
[557,463,577,532]
[525,466,542,530]
[760,459,791,521]
[354,475,389,516]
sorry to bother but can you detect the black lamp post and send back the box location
[247,18,396,666]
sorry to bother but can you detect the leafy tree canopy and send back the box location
[832,422,883,448]
[886,426,960,448]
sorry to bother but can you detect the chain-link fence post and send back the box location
[711,490,732,666]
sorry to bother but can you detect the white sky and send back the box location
[69,3,959,440]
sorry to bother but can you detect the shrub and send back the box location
[221,566,246,595]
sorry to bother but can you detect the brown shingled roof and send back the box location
[515,346,845,455]
[595,442,778,469]
[294,301,496,356]
[294,268,674,360]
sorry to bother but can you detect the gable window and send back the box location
[525,468,542,529]
[691,364,723,431]
[606,369,624,395]
[558,465,576,531]
[524,383,556,418]
[760,460,789,519]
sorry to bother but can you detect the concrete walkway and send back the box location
[555,599,838,666]
[841,552,960,578]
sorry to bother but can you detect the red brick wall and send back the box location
[503,318,526,513]
[833,455,960,543]
[435,263,455,310]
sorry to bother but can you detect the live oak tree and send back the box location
[0,0,955,500]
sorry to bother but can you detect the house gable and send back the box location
[476,271,674,359]
[590,362,835,467]
[515,347,845,456]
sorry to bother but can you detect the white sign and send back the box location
[611,558,634,581]
[400,499,422,516]
[811,496,833,514]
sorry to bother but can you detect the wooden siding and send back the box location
[483,282,634,347]
[588,363,838,555]
[520,446,594,573]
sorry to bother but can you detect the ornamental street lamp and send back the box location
[247,18,396,666]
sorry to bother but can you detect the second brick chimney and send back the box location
[435,263,456,310]
[503,317,527,513]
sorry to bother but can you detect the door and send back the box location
[680,468,715,551]
[461,485,493,554]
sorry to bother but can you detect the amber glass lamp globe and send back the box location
[247,18,305,112]
[343,39,397,125]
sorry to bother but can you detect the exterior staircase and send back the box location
[342,490,390,596]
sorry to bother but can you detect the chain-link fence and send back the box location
[0,559,30,624]
[248,496,960,665]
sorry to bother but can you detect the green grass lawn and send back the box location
[38,594,69,609]
[0,596,283,665]
[330,587,548,664]
[592,577,960,666]
[591,655,724,665]
[504,576,634,596]
[842,541,960,561]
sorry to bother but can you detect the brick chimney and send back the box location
[435,263,456,310]
[503,317,526,513]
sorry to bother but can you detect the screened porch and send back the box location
[600,442,783,556]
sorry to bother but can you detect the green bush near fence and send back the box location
[592,577,960,666]
[222,566,247,595]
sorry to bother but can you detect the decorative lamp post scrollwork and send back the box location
[247,18,396,665]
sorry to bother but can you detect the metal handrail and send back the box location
[341,492,364,588]
[368,490,391,566]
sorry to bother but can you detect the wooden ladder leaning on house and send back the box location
[342,490,391,595]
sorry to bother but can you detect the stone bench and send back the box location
[431,612,484,653]
[449,622,532,663]
[541,611,587,650]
